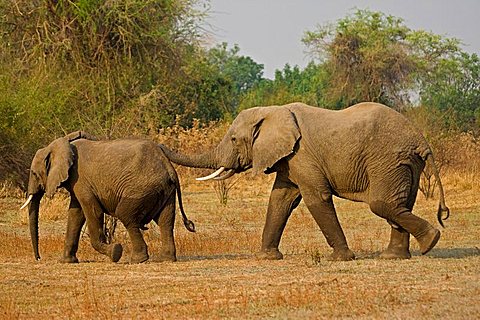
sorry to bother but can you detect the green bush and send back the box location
[0,0,234,186]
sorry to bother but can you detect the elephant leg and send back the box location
[114,198,150,263]
[380,163,421,259]
[379,176,418,259]
[370,165,439,256]
[61,196,86,263]
[379,226,411,259]
[80,196,123,262]
[154,193,177,262]
[370,201,440,255]
[301,190,355,261]
[257,175,301,260]
[126,227,149,264]
[392,211,440,255]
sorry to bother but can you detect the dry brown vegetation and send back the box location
[1,127,479,319]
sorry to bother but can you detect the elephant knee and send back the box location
[89,238,103,250]
[369,200,406,221]
[89,240,110,256]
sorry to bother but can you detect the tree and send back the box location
[302,9,462,110]
[0,0,210,135]
[207,43,264,115]
[303,10,415,109]
[419,52,480,133]
[0,0,218,184]
[238,62,329,110]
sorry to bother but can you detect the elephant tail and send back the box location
[175,178,196,232]
[162,152,196,233]
[425,152,450,227]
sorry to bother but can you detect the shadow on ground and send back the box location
[343,247,480,261]
[427,247,480,259]
[176,254,253,262]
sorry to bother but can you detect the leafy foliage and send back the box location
[0,0,229,184]
[206,42,264,116]
[0,0,208,136]
[419,52,480,133]
[302,10,418,109]
[238,63,329,110]
[244,9,478,134]
[1,4,479,186]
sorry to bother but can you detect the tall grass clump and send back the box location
[407,106,480,196]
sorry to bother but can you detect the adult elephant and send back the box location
[20,131,195,263]
[161,102,450,261]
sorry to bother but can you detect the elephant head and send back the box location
[21,131,96,260]
[27,138,74,199]
[162,106,301,179]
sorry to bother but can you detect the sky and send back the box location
[204,0,480,79]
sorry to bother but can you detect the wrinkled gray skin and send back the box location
[24,131,195,263]
[161,102,450,261]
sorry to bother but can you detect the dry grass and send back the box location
[1,169,479,319]
[1,129,479,319]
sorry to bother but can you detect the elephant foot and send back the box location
[157,253,177,262]
[328,248,355,261]
[130,251,149,264]
[382,226,411,259]
[379,248,411,260]
[255,249,283,260]
[417,227,440,255]
[60,255,79,263]
[110,243,123,263]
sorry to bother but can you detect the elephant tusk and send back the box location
[20,194,33,210]
[213,169,235,180]
[196,167,225,181]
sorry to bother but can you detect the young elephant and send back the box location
[21,131,195,263]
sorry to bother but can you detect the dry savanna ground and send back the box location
[0,165,479,319]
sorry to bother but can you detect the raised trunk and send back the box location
[28,193,43,260]
[159,145,218,169]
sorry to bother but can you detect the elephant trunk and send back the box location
[28,193,43,260]
[159,144,219,169]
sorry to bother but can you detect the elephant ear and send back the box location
[251,106,301,175]
[64,130,98,142]
[44,137,74,198]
